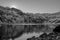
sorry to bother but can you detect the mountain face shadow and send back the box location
[53,25,60,33]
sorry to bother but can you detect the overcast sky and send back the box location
[0,0,60,13]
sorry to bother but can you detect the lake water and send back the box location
[11,32,43,40]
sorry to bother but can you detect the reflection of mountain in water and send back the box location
[26,25,60,40]
[15,32,43,40]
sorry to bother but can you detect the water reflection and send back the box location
[15,32,43,40]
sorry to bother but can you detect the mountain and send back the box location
[0,6,25,23]
[0,6,48,24]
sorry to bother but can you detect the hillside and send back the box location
[0,6,60,24]
[0,6,25,23]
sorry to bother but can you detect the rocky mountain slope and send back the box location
[0,6,60,24]
[0,6,50,24]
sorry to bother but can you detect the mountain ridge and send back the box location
[0,6,60,24]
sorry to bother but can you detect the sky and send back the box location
[0,0,60,13]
